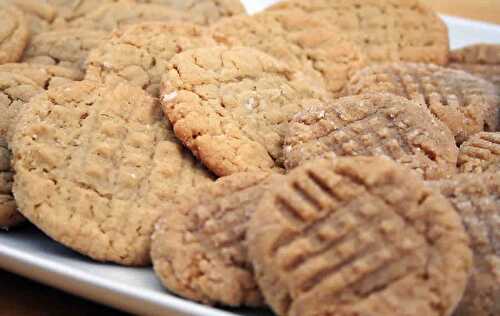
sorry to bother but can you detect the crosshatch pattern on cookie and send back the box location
[458,132,500,173]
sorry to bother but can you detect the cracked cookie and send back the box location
[160,46,330,177]
[346,63,499,143]
[428,173,500,316]
[0,139,21,229]
[0,5,29,64]
[0,0,57,35]
[284,93,458,180]
[458,132,500,174]
[11,81,214,265]
[268,0,449,65]
[210,9,365,96]
[248,156,472,316]
[85,21,217,96]
[0,63,83,89]
[152,172,281,307]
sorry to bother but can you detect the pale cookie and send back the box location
[0,6,29,64]
[152,172,281,307]
[85,21,217,96]
[284,94,458,180]
[138,0,246,25]
[59,1,191,32]
[0,63,83,89]
[269,0,449,65]
[248,156,472,316]
[11,81,214,265]
[48,0,122,23]
[0,139,22,229]
[22,29,108,71]
[0,0,57,35]
[428,173,500,316]
[210,10,365,96]
[346,63,499,143]
[160,46,330,177]
[458,132,500,174]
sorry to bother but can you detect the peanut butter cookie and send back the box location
[85,21,217,96]
[0,5,29,64]
[0,63,83,89]
[346,63,499,143]
[210,10,365,96]
[428,173,500,316]
[11,81,213,265]
[248,156,472,316]
[268,0,449,65]
[0,139,22,229]
[458,132,500,174]
[0,0,56,35]
[160,46,330,177]
[284,94,458,180]
[152,172,281,307]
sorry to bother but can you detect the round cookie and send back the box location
[11,81,214,265]
[22,29,109,71]
[138,0,246,25]
[0,139,22,229]
[248,156,472,316]
[48,0,122,22]
[0,5,29,64]
[428,173,500,316]
[268,0,449,65]
[0,0,57,35]
[284,93,458,180]
[152,172,281,307]
[85,21,217,97]
[346,63,500,143]
[0,63,83,89]
[458,132,500,174]
[210,10,365,96]
[160,46,330,177]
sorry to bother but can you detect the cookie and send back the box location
[428,173,500,316]
[138,0,246,25]
[85,21,217,96]
[284,93,458,180]
[0,5,29,64]
[0,0,57,35]
[0,139,22,229]
[210,10,365,96]
[458,132,500,174]
[248,156,472,316]
[346,63,500,143]
[11,81,214,265]
[268,0,449,65]
[22,29,108,71]
[152,172,281,307]
[160,46,330,177]
[0,63,83,89]
[48,0,122,22]
[59,1,191,32]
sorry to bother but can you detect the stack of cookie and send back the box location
[0,0,498,315]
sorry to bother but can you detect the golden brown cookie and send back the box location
[85,21,217,96]
[11,81,214,265]
[428,173,500,316]
[160,46,330,177]
[22,29,108,71]
[284,93,458,180]
[0,139,22,229]
[249,156,471,316]
[346,63,499,143]
[0,63,83,89]
[458,132,500,174]
[268,0,449,65]
[152,172,281,307]
[138,0,246,25]
[48,0,122,23]
[0,5,29,64]
[0,0,57,35]
[210,10,365,96]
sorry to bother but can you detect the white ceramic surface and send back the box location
[1,1,499,315]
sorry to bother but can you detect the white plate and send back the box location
[1,1,499,315]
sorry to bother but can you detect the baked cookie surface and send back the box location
[85,21,217,96]
[449,44,500,89]
[458,132,500,174]
[346,63,499,143]
[0,139,22,229]
[248,156,472,316]
[284,93,458,180]
[160,46,330,176]
[152,172,280,307]
[0,0,57,35]
[0,63,83,89]
[428,173,500,316]
[210,9,365,95]
[268,0,449,65]
[11,81,213,265]
[0,5,29,64]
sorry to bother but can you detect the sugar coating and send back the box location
[248,156,472,316]
[346,63,499,143]
[458,132,500,174]
[11,81,214,265]
[268,0,449,65]
[284,93,458,180]
[210,9,365,96]
[0,5,29,64]
[152,172,281,306]
[160,46,330,176]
